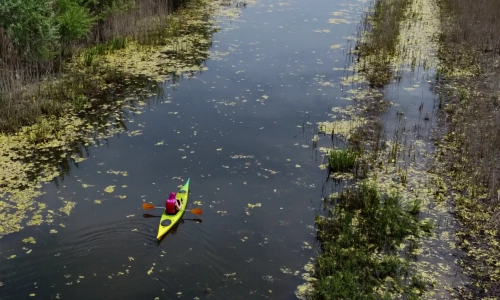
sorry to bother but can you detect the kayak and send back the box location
[157,178,190,240]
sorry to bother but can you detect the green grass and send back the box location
[311,183,431,299]
[328,149,358,173]
[83,50,95,67]
[110,36,127,50]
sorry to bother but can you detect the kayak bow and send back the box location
[157,178,190,240]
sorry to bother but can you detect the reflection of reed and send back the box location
[353,0,411,88]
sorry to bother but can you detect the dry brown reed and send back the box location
[437,0,500,297]
[438,0,500,209]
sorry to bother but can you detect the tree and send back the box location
[0,0,95,60]
[0,0,60,60]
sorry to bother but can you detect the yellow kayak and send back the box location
[157,178,190,240]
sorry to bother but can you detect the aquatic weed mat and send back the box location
[0,0,255,240]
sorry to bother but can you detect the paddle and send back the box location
[142,214,202,223]
[142,203,203,215]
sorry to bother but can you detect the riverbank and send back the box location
[434,0,500,297]
[304,0,473,298]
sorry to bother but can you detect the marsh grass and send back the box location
[309,0,446,298]
[312,183,429,299]
[437,0,500,200]
[328,149,358,173]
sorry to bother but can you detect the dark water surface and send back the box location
[0,0,368,299]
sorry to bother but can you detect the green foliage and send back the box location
[0,0,139,61]
[82,0,136,20]
[328,149,358,173]
[0,0,60,60]
[56,0,95,43]
[312,183,431,299]
[0,0,96,60]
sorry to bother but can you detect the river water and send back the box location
[0,0,380,299]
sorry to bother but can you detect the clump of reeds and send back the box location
[328,149,358,173]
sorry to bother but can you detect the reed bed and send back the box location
[0,0,190,132]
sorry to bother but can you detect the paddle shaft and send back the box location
[149,207,193,213]
[142,203,201,215]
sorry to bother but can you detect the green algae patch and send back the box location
[22,237,36,244]
[76,0,236,83]
[104,186,116,193]
[59,201,76,216]
[318,118,365,139]
[0,112,117,238]
[328,18,350,25]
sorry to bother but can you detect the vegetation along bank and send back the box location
[435,0,500,297]
[299,0,500,298]
[0,0,194,132]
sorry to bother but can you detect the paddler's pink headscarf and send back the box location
[168,192,176,201]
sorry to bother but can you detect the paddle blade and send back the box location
[189,208,203,215]
[142,203,156,210]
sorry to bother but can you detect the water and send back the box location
[0,0,371,299]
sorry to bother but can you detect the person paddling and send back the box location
[165,192,182,215]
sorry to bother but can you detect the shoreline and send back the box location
[305,0,483,298]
